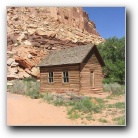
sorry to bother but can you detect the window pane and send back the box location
[63,71,69,83]
[48,72,53,83]
[63,72,65,77]
[66,72,68,77]
[49,72,53,77]
[49,78,50,82]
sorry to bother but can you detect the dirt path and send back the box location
[7,92,76,126]
[7,92,125,126]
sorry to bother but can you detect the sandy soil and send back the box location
[7,92,125,126]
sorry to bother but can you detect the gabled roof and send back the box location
[38,44,105,66]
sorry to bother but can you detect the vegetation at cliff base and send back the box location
[97,37,125,84]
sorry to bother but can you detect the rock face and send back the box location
[7,46,46,79]
[40,7,99,35]
[7,7,104,47]
[7,7,105,80]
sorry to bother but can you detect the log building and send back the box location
[38,44,105,94]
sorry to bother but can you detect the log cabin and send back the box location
[38,44,105,94]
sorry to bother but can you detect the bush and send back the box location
[98,118,108,123]
[23,77,37,82]
[103,83,125,95]
[26,81,40,91]
[103,83,112,92]
[10,79,40,99]
[107,102,125,109]
[25,80,40,99]
[70,97,101,113]
[53,97,65,106]
[69,112,80,120]
[26,90,40,99]
[43,92,54,103]
[113,116,125,125]
[10,79,27,94]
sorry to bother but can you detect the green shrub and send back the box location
[23,77,37,82]
[70,97,101,114]
[85,114,93,121]
[26,90,40,99]
[10,79,40,99]
[25,81,40,99]
[71,97,92,113]
[43,92,54,103]
[67,109,80,120]
[98,118,108,123]
[103,83,112,92]
[107,102,125,109]
[103,83,125,95]
[115,102,125,109]
[26,81,40,91]
[10,79,27,94]
[53,97,65,106]
[113,116,125,125]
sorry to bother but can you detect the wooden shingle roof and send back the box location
[38,44,102,66]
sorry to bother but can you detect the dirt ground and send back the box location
[7,92,125,126]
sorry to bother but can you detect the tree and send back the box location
[97,37,125,84]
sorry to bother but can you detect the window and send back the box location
[63,71,69,83]
[48,72,53,83]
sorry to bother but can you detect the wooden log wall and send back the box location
[40,64,80,93]
[80,48,103,93]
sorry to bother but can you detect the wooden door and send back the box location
[90,70,95,88]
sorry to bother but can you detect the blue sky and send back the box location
[83,7,125,39]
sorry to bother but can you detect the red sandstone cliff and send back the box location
[41,7,99,35]
[7,7,105,80]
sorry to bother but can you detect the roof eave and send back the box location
[37,63,80,67]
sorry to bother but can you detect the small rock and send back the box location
[23,73,30,78]
[36,28,46,35]
[15,56,34,69]
[27,54,32,59]
[7,51,15,54]
[72,39,78,43]
[11,61,19,67]
[7,75,18,80]
[43,21,49,25]
[12,16,18,21]
[25,68,32,74]
[7,82,13,86]
[17,33,25,41]
[28,24,37,28]
[8,67,18,74]
[7,58,15,66]
[18,72,24,79]
[27,28,36,35]
[52,47,57,50]
[31,67,39,77]
[14,43,20,47]
[24,40,32,46]
[59,28,64,32]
